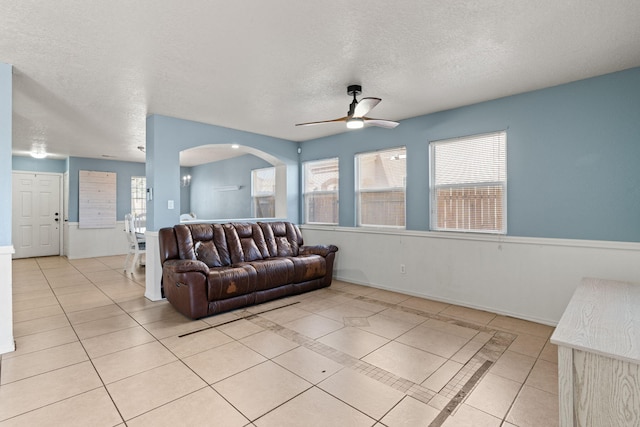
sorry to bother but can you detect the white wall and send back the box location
[63,220,640,325]
[301,226,640,325]
[65,222,129,259]
[0,245,15,354]
[144,231,163,301]
[0,63,14,355]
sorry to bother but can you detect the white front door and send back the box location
[12,172,62,258]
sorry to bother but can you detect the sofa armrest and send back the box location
[299,244,338,257]
[163,259,210,275]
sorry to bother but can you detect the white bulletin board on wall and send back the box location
[79,170,117,228]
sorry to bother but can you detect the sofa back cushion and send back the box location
[194,240,223,267]
[171,222,304,266]
[259,222,302,257]
[174,224,231,267]
[158,227,179,265]
[225,223,270,264]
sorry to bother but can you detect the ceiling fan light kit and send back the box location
[295,85,399,130]
[346,118,364,129]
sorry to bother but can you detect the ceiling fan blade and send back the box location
[295,116,348,127]
[353,97,381,118]
[363,118,400,129]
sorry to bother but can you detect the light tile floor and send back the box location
[1,256,559,426]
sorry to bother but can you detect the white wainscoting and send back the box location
[144,231,163,301]
[65,222,128,259]
[300,226,640,325]
[0,245,15,354]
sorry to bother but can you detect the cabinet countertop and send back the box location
[550,277,640,364]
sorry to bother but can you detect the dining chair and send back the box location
[124,213,146,274]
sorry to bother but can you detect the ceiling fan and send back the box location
[295,85,399,130]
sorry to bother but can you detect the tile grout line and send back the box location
[65,260,262,424]
[26,258,230,425]
[429,330,517,425]
[178,301,302,338]
[245,312,434,396]
[5,257,131,424]
[45,258,131,424]
[7,262,551,425]
[429,359,494,427]
[242,290,517,418]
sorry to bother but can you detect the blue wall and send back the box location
[146,115,299,230]
[0,63,11,246]
[190,154,272,219]
[12,155,189,223]
[8,67,639,242]
[67,157,145,222]
[12,156,67,173]
[300,67,640,242]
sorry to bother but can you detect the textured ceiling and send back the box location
[1,1,640,164]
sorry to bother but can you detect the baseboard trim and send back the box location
[334,274,558,327]
[0,341,16,355]
[0,245,15,255]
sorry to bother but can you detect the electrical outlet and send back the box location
[168,200,174,209]
[400,264,406,274]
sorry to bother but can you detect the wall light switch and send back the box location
[168,200,174,209]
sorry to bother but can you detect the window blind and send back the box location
[431,131,506,233]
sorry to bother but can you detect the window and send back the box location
[251,167,275,218]
[303,158,339,224]
[430,131,506,233]
[131,176,146,216]
[356,147,406,227]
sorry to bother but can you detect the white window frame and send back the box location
[429,131,507,234]
[251,167,276,218]
[303,158,339,225]
[355,147,407,228]
[131,176,146,217]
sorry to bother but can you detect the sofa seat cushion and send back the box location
[236,258,294,291]
[286,255,326,282]
[207,265,257,301]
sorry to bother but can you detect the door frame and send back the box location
[11,171,64,258]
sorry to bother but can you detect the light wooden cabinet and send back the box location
[551,278,640,426]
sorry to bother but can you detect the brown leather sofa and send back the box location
[158,221,338,319]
